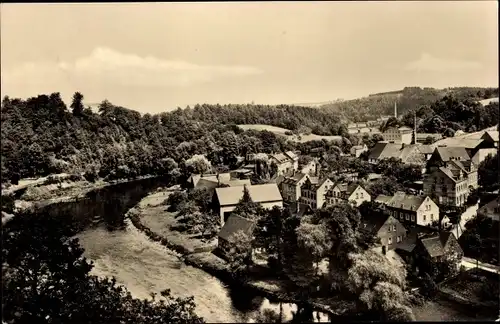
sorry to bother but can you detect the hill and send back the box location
[237,124,343,143]
[321,87,498,122]
[0,94,351,185]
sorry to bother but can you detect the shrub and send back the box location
[420,273,439,299]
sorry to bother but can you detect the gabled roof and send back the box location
[368,142,403,160]
[386,191,427,211]
[361,213,392,235]
[419,232,456,258]
[432,139,484,150]
[417,145,435,155]
[282,172,308,185]
[375,195,392,204]
[346,184,361,196]
[479,197,500,212]
[218,215,256,242]
[481,130,499,143]
[271,153,290,164]
[433,147,471,162]
[215,184,282,206]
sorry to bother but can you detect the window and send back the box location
[400,214,403,220]
[405,214,409,220]
[356,193,359,199]
[397,236,401,243]
[393,225,397,232]
[411,215,415,221]
[360,192,364,199]
[388,237,393,245]
[423,215,426,221]
[431,214,434,221]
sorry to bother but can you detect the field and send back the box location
[237,124,343,143]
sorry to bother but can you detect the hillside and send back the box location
[0,94,349,185]
[321,87,498,122]
[237,124,343,143]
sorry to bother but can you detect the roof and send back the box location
[361,213,392,234]
[395,242,416,253]
[417,145,435,155]
[480,197,500,211]
[218,215,256,242]
[346,184,361,196]
[367,173,383,181]
[420,232,454,258]
[284,151,298,160]
[386,191,426,211]
[351,145,366,150]
[215,184,282,206]
[433,147,471,162]
[398,126,413,132]
[482,130,499,142]
[432,138,484,150]
[375,195,392,204]
[271,153,290,164]
[282,173,308,185]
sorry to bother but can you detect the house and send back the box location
[270,151,299,176]
[478,197,500,222]
[300,158,320,176]
[382,126,413,144]
[481,130,499,148]
[350,144,368,158]
[213,184,283,224]
[217,214,256,260]
[376,191,440,227]
[423,160,478,207]
[430,139,485,158]
[426,146,471,172]
[413,231,464,275]
[417,145,435,161]
[284,151,299,171]
[367,142,426,167]
[360,212,408,254]
[299,177,334,210]
[186,173,232,189]
[326,183,371,207]
[280,172,310,203]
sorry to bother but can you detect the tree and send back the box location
[184,154,212,175]
[226,230,253,280]
[254,309,283,323]
[346,250,414,321]
[70,91,85,116]
[165,191,188,212]
[478,153,499,190]
[232,185,262,219]
[296,222,332,274]
[2,210,204,323]
[420,273,438,299]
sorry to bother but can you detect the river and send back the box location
[37,177,328,323]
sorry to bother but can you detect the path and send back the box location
[461,257,500,274]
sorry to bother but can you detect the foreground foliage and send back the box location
[2,210,204,324]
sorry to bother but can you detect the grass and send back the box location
[237,124,343,143]
[133,190,217,255]
[441,269,499,305]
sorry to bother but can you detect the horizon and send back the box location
[1,2,498,113]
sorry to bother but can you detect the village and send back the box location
[171,115,500,318]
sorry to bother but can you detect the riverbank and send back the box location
[11,174,159,212]
[127,190,350,318]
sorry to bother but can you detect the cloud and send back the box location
[2,47,264,90]
[404,53,482,72]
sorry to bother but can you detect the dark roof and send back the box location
[482,130,499,142]
[346,184,360,196]
[282,173,308,185]
[218,215,256,242]
[433,147,471,162]
[361,213,391,235]
[419,231,455,258]
[395,242,416,253]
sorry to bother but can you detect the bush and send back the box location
[420,273,439,299]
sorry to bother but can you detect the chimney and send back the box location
[394,101,398,118]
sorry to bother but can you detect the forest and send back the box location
[1,87,498,186]
[321,86,498,123]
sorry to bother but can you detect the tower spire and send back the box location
[394,101,397,118]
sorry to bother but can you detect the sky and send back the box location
[1,2,498,114]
